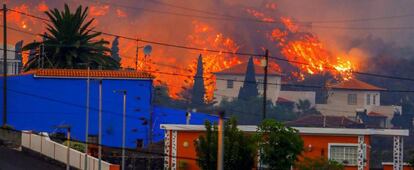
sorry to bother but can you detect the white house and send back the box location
[316,78,401,128]
[213,62,282,104]
[0,44,21,75]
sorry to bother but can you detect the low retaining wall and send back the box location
[21,131,119,170]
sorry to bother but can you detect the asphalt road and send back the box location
[0,147,64,170]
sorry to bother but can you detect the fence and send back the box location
[21,131,120,170]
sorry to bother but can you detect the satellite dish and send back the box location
[143,45,152,56]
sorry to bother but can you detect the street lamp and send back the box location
[55,124,71,170]
[114,90,127,170]
[98,79,103,170]
[78,62,90,170]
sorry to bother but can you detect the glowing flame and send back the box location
[183,21,241,101]
[89,5,110,17]
[116,9,127,18]
[37,1,49,12]
[247,8,355,81]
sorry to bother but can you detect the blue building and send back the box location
[0,69,217,148]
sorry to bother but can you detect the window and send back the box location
[348,94,357,105]
[227,80,234,89]
[373,95,377,105]
[329,145,358,165]
[366,94,371,105]
[136,139,144,148]
[257,79,264,90]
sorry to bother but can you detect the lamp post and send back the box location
[78,63,90,170]
[98,79,102,170]
[56,124,71,170]
[114,90,127,170]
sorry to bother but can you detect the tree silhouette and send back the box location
[23,4,119,70]
[238,57,258,100]
[111,36,121,63]
[191,54,206,107]
[195,118,256,170]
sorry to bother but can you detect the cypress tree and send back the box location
[238,57,259,100]
[111,36,121,62]
[191,54,206,106]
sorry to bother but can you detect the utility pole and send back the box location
[98,80,102,170]
[84,65,90,170]
[135,38,139,70]
[262,49,269,120]
[2,3,8,127]
[217,111,225,170]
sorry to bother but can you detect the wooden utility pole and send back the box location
[262,49,269,120]
[135,38,139,70]
[3,3,8,127]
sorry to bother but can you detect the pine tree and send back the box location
[238,57,259,100]
[111,36,121,63]
[191,54,206,107]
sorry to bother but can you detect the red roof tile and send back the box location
[28,69,153,79]
[367,112,387,118]
[330,79,385,91]
[214,62,281,76]
[277,97,293,103]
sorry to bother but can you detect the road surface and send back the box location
[0,147,64,170]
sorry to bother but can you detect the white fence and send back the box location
[21,131,119,170]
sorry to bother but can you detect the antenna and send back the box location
[143,45,152,56]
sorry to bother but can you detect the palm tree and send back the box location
[23,4,120,71]
[296,99,321,117]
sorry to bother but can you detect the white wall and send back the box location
[0,44,20,75]
[21,132,117,170]
[214,74,281,104]
[317,89,399,128]
[327,90,381,107]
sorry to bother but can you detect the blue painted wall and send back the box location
[0,74,217,148]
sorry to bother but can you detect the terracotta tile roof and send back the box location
[329,79,385,91]
[214,62,281,76]
[367,112,387,118]
[28,69,153,79]
[285,115,365,128]
[276,97,293,103]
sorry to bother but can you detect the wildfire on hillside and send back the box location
[247,8,355,81]
[180,21,242,101]
[9,1,358,102]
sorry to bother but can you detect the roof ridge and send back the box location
[24,68,154,79]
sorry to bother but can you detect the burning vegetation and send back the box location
[8,0,358,100]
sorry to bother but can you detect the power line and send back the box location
[78,0,414,25]
[7,8,260,57]
[7,9,414,83]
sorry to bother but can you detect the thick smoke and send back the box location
[5,0,414,102]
